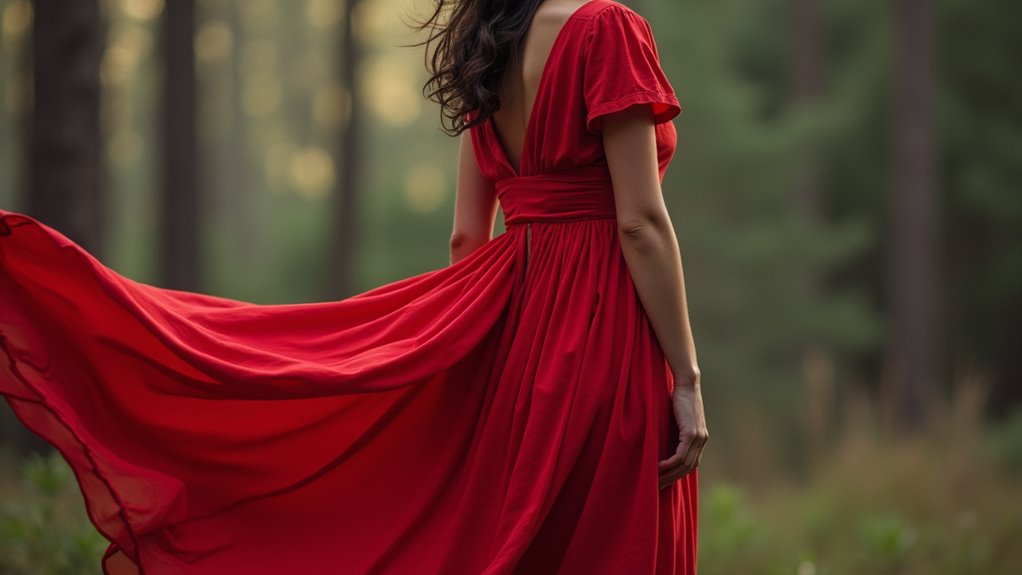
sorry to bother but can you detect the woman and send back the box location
[0,0,706,573]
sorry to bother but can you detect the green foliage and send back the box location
[699,482,768,572]
[939,0,1022,402]
[647,0,882,437]
[985,408,1022,477]
[699,453,1019,575]
[858,512,917,572]
[640,0,1022,444]
[0,451,106,575]
[697,380,1022,575]
[1,0,1021,570]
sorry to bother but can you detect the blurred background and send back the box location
[0,0,1020,573]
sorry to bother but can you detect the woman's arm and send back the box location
[602,105,708,488]
[450,131,499,265]
[604,108,697,379]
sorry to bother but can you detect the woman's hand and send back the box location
[658,374,708,490]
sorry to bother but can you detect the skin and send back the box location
[602,105,708,489]
[450,133,498,265]
[449,0,708,490]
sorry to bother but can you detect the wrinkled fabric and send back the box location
[0,1,696,573]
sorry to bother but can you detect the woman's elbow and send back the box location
[449,232,470,252]
[617,209,671,244]
[450,230,487,255]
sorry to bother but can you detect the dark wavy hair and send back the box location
[403,0,546,137]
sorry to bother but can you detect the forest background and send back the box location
[0,0,1020,573]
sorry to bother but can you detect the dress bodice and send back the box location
[467,0,682,187]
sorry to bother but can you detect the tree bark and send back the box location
[159,0,202,291]
[28,0,103,252]
[788,0,825,216]
[326,0,362,299]
[888,0,938,429]
[21,0,103,456]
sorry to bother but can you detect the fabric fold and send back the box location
[0,208,523,573]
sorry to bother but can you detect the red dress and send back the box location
[0,0,697,573]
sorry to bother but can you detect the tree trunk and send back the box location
[159,0,202,291]
[21,0,103,456]
[326,0,362,299]
[28,0,103,252]
[887,0,938,429]
[788,0,825,216]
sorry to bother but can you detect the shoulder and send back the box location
[582,0,653,29]
[580,0,657,46]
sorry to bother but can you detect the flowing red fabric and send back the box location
[0,1,697,573]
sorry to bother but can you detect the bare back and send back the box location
[490,0,593,175]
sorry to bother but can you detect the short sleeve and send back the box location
[582,5,681,135]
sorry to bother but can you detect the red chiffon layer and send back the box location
[1,1,697,573]
[0,190,695,573]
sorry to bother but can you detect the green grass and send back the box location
[0,451,106,575]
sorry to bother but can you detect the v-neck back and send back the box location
[487,0,603,178]
[468,0,681,182]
